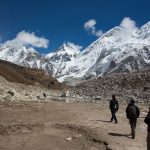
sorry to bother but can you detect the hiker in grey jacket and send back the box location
[144,106,150,150]
[126,99,140,139]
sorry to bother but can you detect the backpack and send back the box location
[127,105,137,119]
[144,113,150,124]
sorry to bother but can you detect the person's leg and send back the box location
[129,119,132,133]
[111,109,117,123]
[133,119,137,138]
[134,119,137,129]
[130,119,135,139]
[114,111,117,123]
[147,132,150,150]
[110,110,113,122]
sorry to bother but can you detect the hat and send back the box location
[130,98,135,104]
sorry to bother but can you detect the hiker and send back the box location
[144,106,150,150]
[43,93,46,99]
[126,99,140,139]
[109,94,119,124]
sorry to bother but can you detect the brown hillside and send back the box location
[0,59,65,90]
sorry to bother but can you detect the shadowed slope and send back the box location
[0,59,66,90]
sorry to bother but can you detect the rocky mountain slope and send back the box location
[69,70,150,103]
[0,22,150,84]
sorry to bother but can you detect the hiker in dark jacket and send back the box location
[144,106,150,150]
[126,99,140,139]
[109,94,119,124]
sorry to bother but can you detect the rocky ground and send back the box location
[0,76,64,102]
[0,99,148,150]
[70,70,150,103]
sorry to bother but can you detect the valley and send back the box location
[0,100,148,150]
[0,19,150,150]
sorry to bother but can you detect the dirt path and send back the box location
[0,100,148,150]
[68,103,148,150]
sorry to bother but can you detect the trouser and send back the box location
[147,132,150,150]
[129,119,137,139]
[111,109,117,123]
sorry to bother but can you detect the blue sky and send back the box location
[0,0,150,54]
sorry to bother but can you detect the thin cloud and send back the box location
[4,31,49,48]
[84,19,103,37]
[84,19,96,35]
[95,30,103,37]
[84,17,139,38]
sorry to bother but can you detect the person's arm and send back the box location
[136,106,140,118]
[117,100,119,110]
[116,100,119,111]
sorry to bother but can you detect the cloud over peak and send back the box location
[120,17,138,31]
[4,31,49,48]
[84,17,139,38]
[84,19,96,35]
[84,19,103,37]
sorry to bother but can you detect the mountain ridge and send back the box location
[0,21,150,85]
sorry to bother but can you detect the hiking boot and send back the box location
[132,135,135,139]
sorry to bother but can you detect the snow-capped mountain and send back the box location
[139,21,150,39]
[57,24,150,82]
[0,22,150,85]
[57,26,124,81]
[46,42,81,62]
[45,42,81,77]
[0,45,54,75]
[0,42,82,77]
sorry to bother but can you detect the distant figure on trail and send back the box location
[126,99,140,139]
[109,94,119,124]
[144,106,150,150]
[43,93,46,99]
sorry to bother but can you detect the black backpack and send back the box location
[127,105,137,119]
[144,113,150,124]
